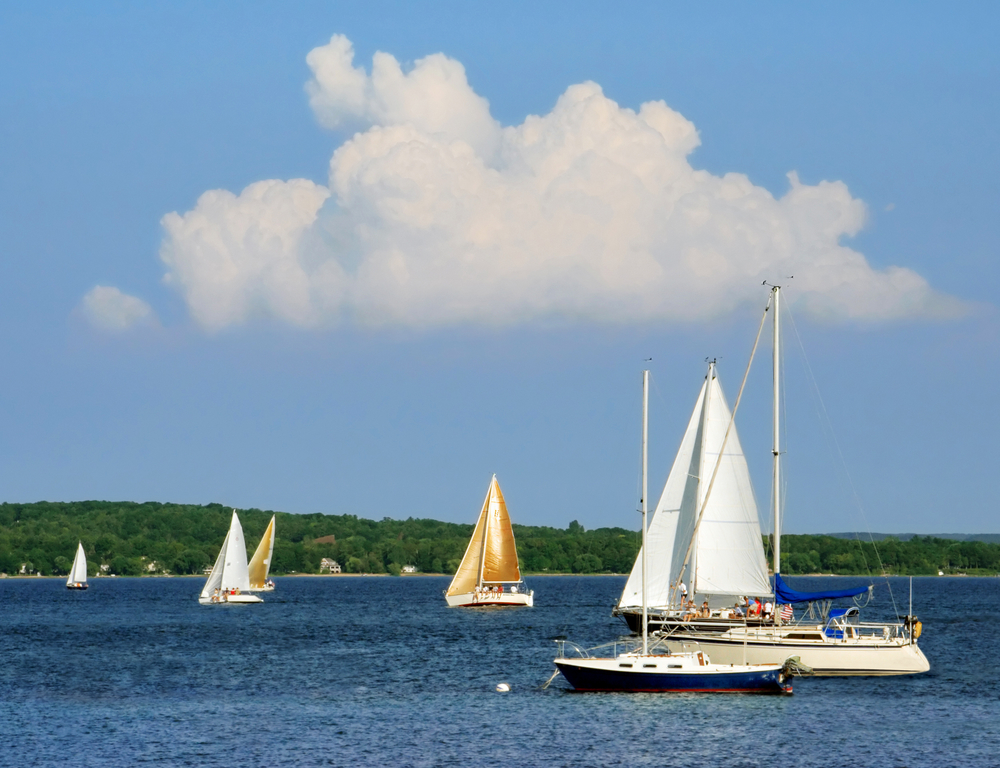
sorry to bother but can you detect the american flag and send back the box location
[780,604,793,621]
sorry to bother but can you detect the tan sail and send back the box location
[446,475,521,596]
[247,515,275,589]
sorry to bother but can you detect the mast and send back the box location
[478,477,492,588]
[772,285,782,620]
[641,369,649,656]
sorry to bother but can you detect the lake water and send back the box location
[1,575,996,767]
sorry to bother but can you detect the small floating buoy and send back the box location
[495,682,510,692]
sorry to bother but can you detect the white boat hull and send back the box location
[199,593,264,605]
[445,589,534,607]
[663,630,929,676]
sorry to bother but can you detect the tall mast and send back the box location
[478,478,493,588]
[641,369,649,656]
[772,286,782,611]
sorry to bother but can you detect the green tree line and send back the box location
[1,501,996,578]
[0,501,640,577]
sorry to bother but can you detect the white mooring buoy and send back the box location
[495,682,511,692]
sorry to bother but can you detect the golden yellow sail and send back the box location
[247,515,275,589]
[446,476,521,596]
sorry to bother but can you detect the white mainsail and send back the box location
[618,365,772,609]
[66,542,88,586]
[200,510,252,599]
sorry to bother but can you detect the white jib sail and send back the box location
[692,373,773,599]
[618,379,707,610]
[200,511,252,598]
[67,542,88,585]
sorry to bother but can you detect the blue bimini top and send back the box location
[773,573,871,604]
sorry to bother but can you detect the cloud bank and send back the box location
[81,286,156,331]
[155,34,963,332]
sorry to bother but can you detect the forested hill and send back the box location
[0,501,639,577]
[2,500,999,578]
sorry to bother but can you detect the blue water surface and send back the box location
[0,575,995,767]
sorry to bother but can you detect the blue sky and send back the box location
[1,2,998,533]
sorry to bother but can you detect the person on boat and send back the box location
[679,581,688,604]
[700,600,711,618]
[749,598,761,618]
[734,601,745,617]
[682,599,697,621]
[763,600,774,620]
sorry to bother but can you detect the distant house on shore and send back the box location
[202,565,213,575]
[320,558,342,574]
[401,565,417,574]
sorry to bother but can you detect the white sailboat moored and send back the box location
[613,285,929,676]
[66,542,88,590]
[199,510,263,605]
[247,515,276,592]
[444,476,533,607]
[554,370,794,694]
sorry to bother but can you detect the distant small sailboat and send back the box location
[66,542,88,590]
[445,475,534,607]
[199,510,263,605]
[247,515,276,592]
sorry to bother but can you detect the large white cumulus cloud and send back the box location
[158,34,963,331]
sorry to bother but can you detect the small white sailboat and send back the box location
[555,370,793,694]
[66,542,88,590]
[199,510,263,605]
[247,515,276,592]
[613,285,929,676]
[445,475,534,607]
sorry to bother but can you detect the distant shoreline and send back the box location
[2,571,991,580]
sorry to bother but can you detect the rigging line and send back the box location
[671,294,773,605]
[784,304,899,616]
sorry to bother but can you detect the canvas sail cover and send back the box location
[67,542,88,585]
[446,476,521,596]
[200,511,252,598]
[247,515,275,588]
[692,375,773,598]
[618,380,707,610]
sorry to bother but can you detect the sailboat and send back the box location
[199,510,263,605]
[613,285,929,676]
[444,475,534,607]
[66,542,88,590]
[554,370,794,693]
[247,515,276,592]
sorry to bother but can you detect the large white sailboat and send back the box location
[66,542,88,590]
[444,476,534,607]
[554,370,794,694]
[247,515,276,592]
[199,510,263,605]
[614,285,929,676]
